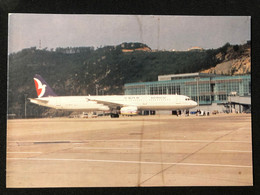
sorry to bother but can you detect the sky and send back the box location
[8,14,250,53]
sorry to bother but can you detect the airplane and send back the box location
[29,74,198,117]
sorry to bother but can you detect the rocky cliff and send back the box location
[201,42,250,75]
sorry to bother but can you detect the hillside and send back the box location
[200,42,251,75]
[7,42,250,118]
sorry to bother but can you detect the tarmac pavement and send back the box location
[6,114,252,187]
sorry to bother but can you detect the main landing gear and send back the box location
[110,107,120,118]
[110,113,119,118]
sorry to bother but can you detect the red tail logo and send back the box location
[34,78,46,98]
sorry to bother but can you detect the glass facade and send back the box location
[124,75,251,105]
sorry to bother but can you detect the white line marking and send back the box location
[7,157,252,168]
[7,152,43,153]
[222,150,252,153]
[75,147,140,150]
[7,139,251,143]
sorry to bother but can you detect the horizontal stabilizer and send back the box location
[29,98,49,105]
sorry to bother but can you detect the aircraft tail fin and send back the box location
[33,74,57,98]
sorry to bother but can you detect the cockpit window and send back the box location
[185,98,191,101]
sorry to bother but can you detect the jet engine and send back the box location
[120,106,138,116]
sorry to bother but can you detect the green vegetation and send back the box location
[7,42,247,118]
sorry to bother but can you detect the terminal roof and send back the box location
[158,72,221,81]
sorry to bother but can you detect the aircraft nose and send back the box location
[193,101,198,106]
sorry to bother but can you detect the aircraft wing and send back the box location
[86,97,132,108]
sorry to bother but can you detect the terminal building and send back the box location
[124,73,251,114]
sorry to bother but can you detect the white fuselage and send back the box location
[30,94,197,111]
[30,96,110,111]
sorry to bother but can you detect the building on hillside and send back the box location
[187,46,204,51]
[122,47,151,53]
[124,73,251,114]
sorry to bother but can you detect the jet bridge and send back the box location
[228,96,251,113]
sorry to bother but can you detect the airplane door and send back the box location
[176,96,181,104]
[53,99,62,109]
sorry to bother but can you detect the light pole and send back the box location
[196,77,200,107]
[157,17,160,50]
[96,84,99,95]
[24,94,28,118]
